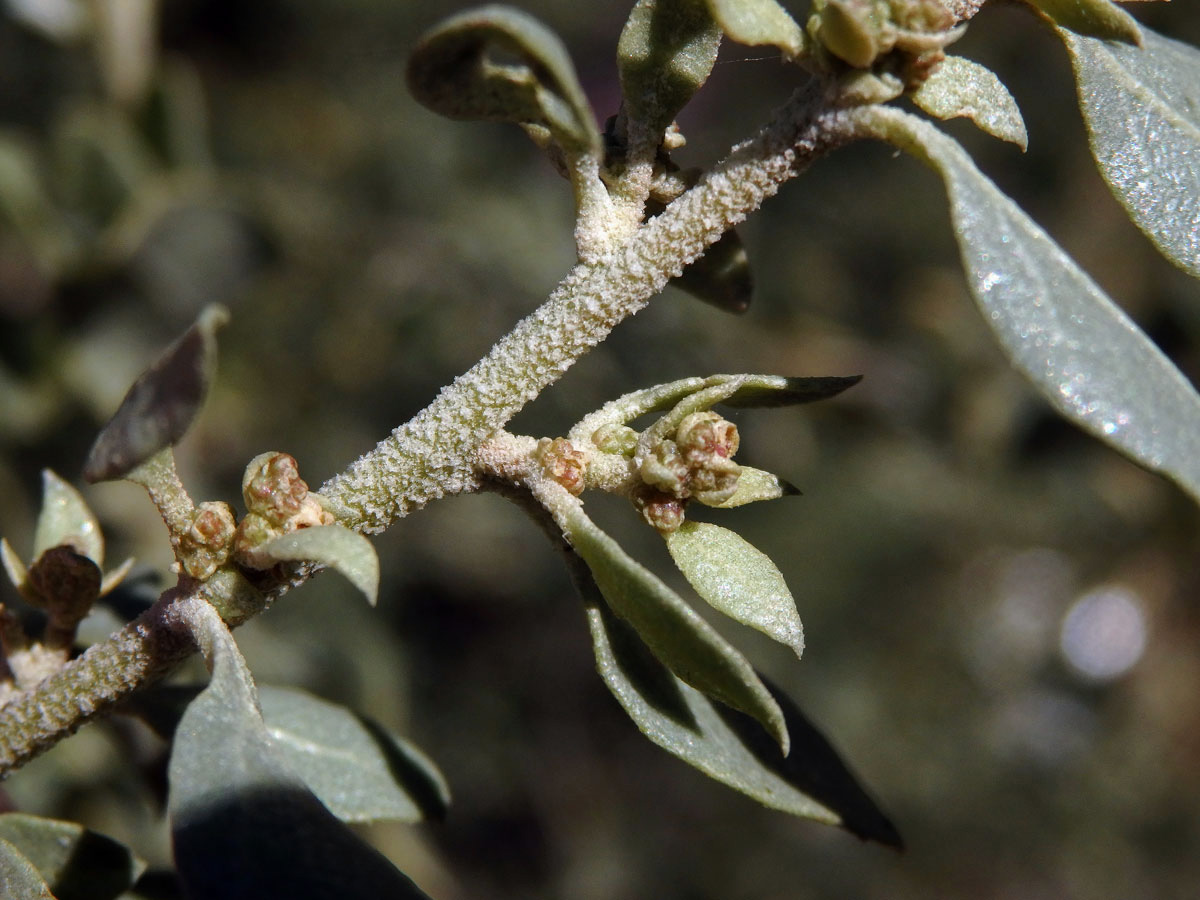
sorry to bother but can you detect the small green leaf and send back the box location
[1026,0,1141,45]
[83,305,228,483]
[911,56,1028,150]
[0,838,54,900]
[857,106,1200,502]
[34,469,104,565]
[169,599,432,900]
[1061,26,1200,279]
[258,686,450,824]
[582,585,902,845]
[672,226,754,313]
[665,522,804,658]
[619,0,722,140]
[0,813,146,900]
[407,5,600,155]
[707,0,806,56]
[711,465,796,507]
[561,503,789,753]
[256,525,380,607]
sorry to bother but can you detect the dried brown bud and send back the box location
[535,438,588,496]
[180,501,237,580]
[243,452,309,526]
[632,486,687,534]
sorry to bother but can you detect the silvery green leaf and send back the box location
[34,469,103,565]
[665,522,804,658]
[707,0,806,56]
[407,5,600,155]
[710,465,797,507]
[619,0,722,139]
[0,838,53,900]
[258,686,450,824]
[257,525,380,607]
[911,56,1028,150]
[1061,27,1200,278]
[561,503,789,753]
[169,600,432,900]
[83,305,228,483]
[1026,0,1141,45]
[0,813,146,900]
[858,107,1200,502]
[582,587,902,845]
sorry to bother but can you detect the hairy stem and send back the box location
[0,83,860,777]
[322,83,855,533]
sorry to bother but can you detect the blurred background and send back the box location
[1,1,1198,898]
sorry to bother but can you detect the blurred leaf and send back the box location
[256,525,380,607]
[83,305,228,483]
[619,0,722,139]
[1061,26,1200,279]
[666,522,804,658]
[911,56,1028,150]
[582,579,901,845]
[407,5,600,155]
[707,0,806,56]
[672,226,754,313]
[1026,0,1141,44]
[1,539,31,598]
[720,374,863,408]
[0,838,54,900]
[34,469,103,565]
[258,685,450,823]
[561,502,789,753]
[860,107,1200,502]
[169,600,433,900]
[711,465,796,507]
[0,813,146,900]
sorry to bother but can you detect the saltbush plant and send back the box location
[0,0,1197,896]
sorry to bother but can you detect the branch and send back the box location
[0,84,860,777]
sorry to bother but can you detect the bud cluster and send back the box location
[535,437,588,496]
[635,411,742,532]
[233,452,333,570]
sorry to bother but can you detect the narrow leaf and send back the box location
[583,583,902,846]
[258,686,450,823]
[407,5,600,155]
[1,538,29,596]
[858,107,1200,502]
[1061,27,1200,278]
[84,305,228,483]
[706,0,806,56]
[0,838,54,900]
[711,465,795,507]
[619,0,722,139]
[720,374,863,408]
[33,470,104,566]
[911,56,1028,150]
[169,600,432,900]
[1026,0,1142,44]
[561,503,789,753]
[0,813,146,900]
[666,522,804,658]
[257,525,380,606]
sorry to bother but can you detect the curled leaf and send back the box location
[33,470,103,565]
[407,5,600,155]
[256,525,380,607]
[619,0,722,140]
[911,56,1028,150]
[561,502,789,752]
[1026,0,1142,45]
[83,304,228,483]
[581,577,901,845]
[259,686,450,824]
[0,813,146,900]
[857,106,1200,502]
[1061,27,1200,279]
[711,465,797,507]
[707,0,806,57]
[665,521,804,658]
